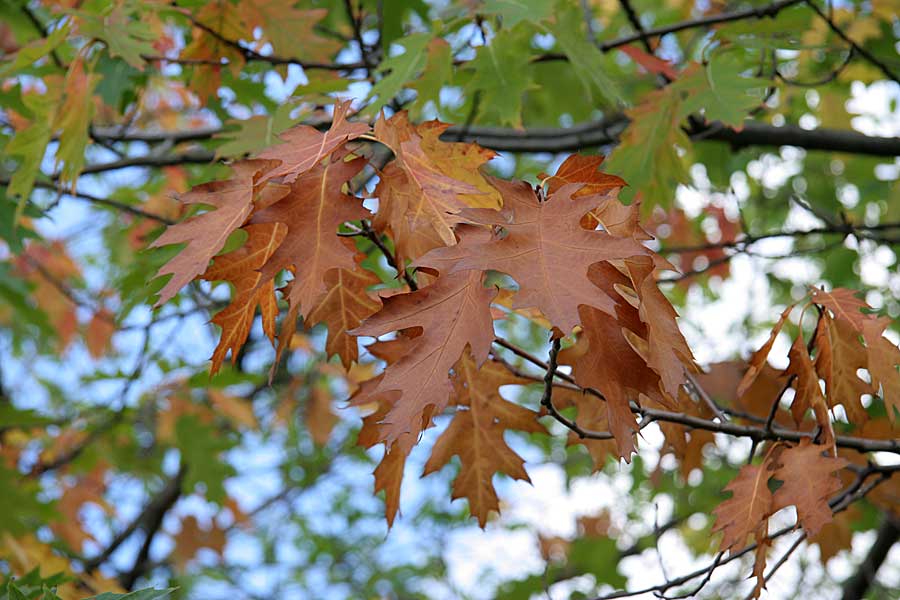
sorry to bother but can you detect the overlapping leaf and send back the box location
[351,270,497,443]
[423,354,545,526]
[151,159,282,304]
[417,179,652,334]
[256,100,369,182]
[202,223,286,374]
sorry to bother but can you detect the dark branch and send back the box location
[841,515,900,600]
[84,466,187,572]
[119,464,187,590]
[442,117,900,157]
[493,337,900,456]
[803,0,899,84]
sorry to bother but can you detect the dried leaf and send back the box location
[85,308,115,359]
[307,262,382,368]
[861,317,900,423]
[152,159,281,304]
[810,287,870,331]
[306,385,338,446]
[256,100,369,182]
[203,223,287,374]
[351,270,497,443]
[712,460,774,553]
[417,179,652,334]
[738,304,795,396]
[171,515,227,569]
[251,151,369,317]
[815,314,873,424]
[423,355,545,526]
[772,439,848,537]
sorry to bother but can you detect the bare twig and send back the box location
[803,0,900,83]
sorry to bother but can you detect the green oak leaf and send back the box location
[466,26,533,127]
[544,2,623,106]
[364,32,434,117]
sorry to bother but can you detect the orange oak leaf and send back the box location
[251,151,369,316]
[238,4,340,61]
[712,460,774,553]
[772,439,848,537]
[305,384,337,446]
[373,161,449,265]
[423,354,545,526]
[660,419,715,480]
[171,515,227,569]
[256,100,369,182]
[569,309,642,460]
[350,270,497,444]
[749,529,771,599]
[558,261,683,459]
[202,223,287,374]
[15,241,80,351]
[416,179,652,334]
[85,308,115,359]
[810,287,870,331]
[541,154,625,198]
[352,335,419,526]
[655,206,739,283]
[182,0,247,92]
[860,317,900,423]
[151,159,282,305]
[51,465,110,550]
[737,304,795,396]
[785,331,836,451]
[416,120,503,209]
[809,503,859,564]
[540,154,648,236]
[618,45,680,79]
[307,262,382,368]
[696,361,791,424]
[626,256,695,398]
[814,314,873,424]
[553,386,620,468]
[373,113,498,252]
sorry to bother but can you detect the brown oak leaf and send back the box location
[814,313,873,424]
[861,317,900,423]
[85,308,115,359]
[256,99,369,182]
[373,113,488,249]
[810,287,870,331]
[772,439,848,537]
[351,270,497,444]
[737,304,795,396]
[423,354,545,526]
[712,460,774,553]
[151,159,282,304]
[307,260,382,368]
[251,151,369,317]
[202,223,286,374]
[785,331,835,450]
[416,179,652,334]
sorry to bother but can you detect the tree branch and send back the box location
[119,463,187,590]
[84,466,187,572]
[840,515,900,600]
[595,0,806,52]
[590,464,893,600]
[442,117,900,157]
[493,337,900,455]
[803,0,899,84]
